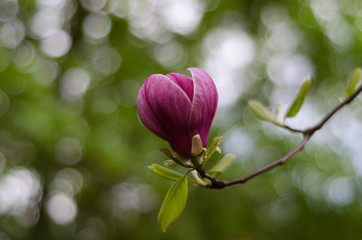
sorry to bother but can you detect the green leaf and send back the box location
[206,136,223,161]
[148,164,183,181]
[285,77,312,119]
[208,154,235,178]
[248,100,282,126]
[275,104,281,118]
[158,176,188,232]
[148,164,198,185]
[346,68,361,97]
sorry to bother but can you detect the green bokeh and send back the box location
[0,0,362,239]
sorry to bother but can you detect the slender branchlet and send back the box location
[196,84,362,189]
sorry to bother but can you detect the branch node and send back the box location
[209,179,226,189]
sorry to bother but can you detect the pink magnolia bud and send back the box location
[137,68,218,158]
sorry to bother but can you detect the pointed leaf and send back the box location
[346,68,361,97]
[248,101,282,126]
[208,154,235,178]
[148,164,198,185]
[206,136,223,161]
[215,146,222,154]
[148,164,183,181]
[158,176,188,232]
[285,77,312,119]
[275,104,281,118]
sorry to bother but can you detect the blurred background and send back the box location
[1,0,362,239]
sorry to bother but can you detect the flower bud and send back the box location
[137,68,218,158]
[191,134,203,157]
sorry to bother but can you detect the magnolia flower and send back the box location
[137,67,218,158]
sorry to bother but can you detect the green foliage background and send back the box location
[1,0,362,239]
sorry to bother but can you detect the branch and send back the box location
[201,84,362,189]
[305,83,362,133]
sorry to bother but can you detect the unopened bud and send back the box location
[191,134,203,156]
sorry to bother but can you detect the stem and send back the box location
[222,134,310,187]
[202,84,362,189]
[305,83,362,133]
[191,170,206,186]
[282,125,304,133]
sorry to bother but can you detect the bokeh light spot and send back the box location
[38,0,65,9]
[154,40,185,68]
[267,53,314,86]
[202,26,255,108]
[83,14,112,40]
[326,177,355,206]
[55,137,83,165]
[61,68,91,101]
[41,30,72,58]
[0,20,25,49]
[12,42,35,68]
[161,0,204,35]
[0,0,18,22]
[0,167,42,222]
[81,0,106,12]
[46,193,77,225]
[93,46,122,75]
[30,9,62,39]
[51,168,84,195]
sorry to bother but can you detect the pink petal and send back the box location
[137,74,193,157]
[166,73,194,102]
[188,67,218,147]
[137,85,168,140]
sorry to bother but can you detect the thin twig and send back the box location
[305,83,362,133]
[191,170,207,186]
[282,125,304,134]
[221,134,311,187]
[199,84,362,189]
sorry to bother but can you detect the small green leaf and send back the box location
[148,164,183,181]
[248,100,282,126]
[346,68,361,97]
[206,136,223,162]
[285,77,312,119]
[158,176,188,232]
[208,154,235,178]
[148,164,198,185]
[215,146,222,154]
[275,104,281,118]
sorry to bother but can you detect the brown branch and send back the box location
[282,125,305,133]
[200,84,362,189]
